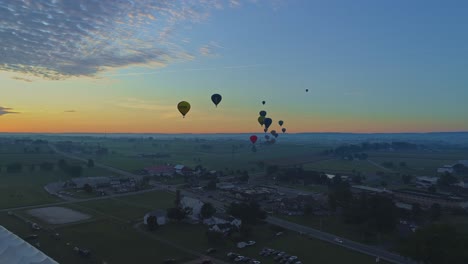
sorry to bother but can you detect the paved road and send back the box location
[266,217,415,264]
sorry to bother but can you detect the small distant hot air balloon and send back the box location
[264,118,272,130]
[211,94,222,107]
[177,101,191,118]
[259,110,267,117]
[250,135,258,144]
[306,89,309,92]
[278,120,284,126]
[282,128,286,133]
[258,116,265,126]
[270,130,276,136]
[262,101,266,105]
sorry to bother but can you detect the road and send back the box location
[266,217,415,264]
[46,144,414,264]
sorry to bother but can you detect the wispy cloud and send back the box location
[0,0,277,80]
[64,110,76,113]
[0,106,19,116]
[199,41,223,57]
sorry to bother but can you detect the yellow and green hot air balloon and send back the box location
[177,101,191,118]
[258,116,265,126]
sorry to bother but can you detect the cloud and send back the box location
[64,110,76,113]
[12,76,33,82]
[199,41,223,57]
[0,106,18,116]
[0,0,269,80]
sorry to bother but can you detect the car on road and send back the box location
[246,240,256,246]
[234,256,245,262]
[334,237,343,243]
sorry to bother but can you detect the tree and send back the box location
[175,190,181,207]
[205,180,217,190]
[401,174,412,184]
[399,224,468,264]
[200,203,216,219]
[83,183,93,193]
[58,159,67,170]
[428,185,437,193]
[430,203,442,221]
[166,207,191,222]
[87,159,95,168]
[399,162,407,167]
[411,203,423,224]
[6,163,22,173]
[266,165,279,175]
[147,215,159,231]
[227,201,266,225]
[438,173,458,186]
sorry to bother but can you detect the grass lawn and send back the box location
[0,213,193,264]
[74,190,175,222]
[304,159,381,174]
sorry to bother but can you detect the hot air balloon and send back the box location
[264,118,272,130]
[258,116,265,126]
[265,135,270,140]
[262,101,266,105]
[306,89,309,92]
[278,120,284,126]
[177,101,191,118]
[259,110,267,117]
[250,135,258,144]
[270,130,276,136]
[282,128,286,133]
[211,94,222,107]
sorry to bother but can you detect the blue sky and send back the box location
[0,0,467,133]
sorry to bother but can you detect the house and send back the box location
[143,210,167,226]
[174,165,194,176]
[437,165,454,174]
[174,165,185,174]
[415,176,439,188]
[145,166,175,177]
[180,197,204,220]
[203,213,242,234]
[70,177,111,189]
[351,185,393,195]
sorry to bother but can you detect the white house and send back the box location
[174,165,185,174]
[143,210,167,226]
[437,165,454,174]
[203,213,242,234]
[180,197,204,220]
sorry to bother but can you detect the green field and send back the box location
[150,222,388,264]
[0,213,193,264]
[303,159,381,174]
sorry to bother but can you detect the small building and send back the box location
[143,210,167,226]
[393,189,468,209]
[145,166,175,177]
[174,165,193,176]
[415,176,439,187]
[70,177,111,189]
[204,213,242,234]
[437,165,454,174]
[181,197,204,220]
[351,185,393,195]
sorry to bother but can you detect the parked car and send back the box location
[246,240,256,246]
[234,256,245,262]
[206,248,216,254]
[334,238,343,243]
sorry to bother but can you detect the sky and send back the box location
[1,0,467,133]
